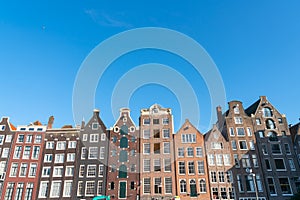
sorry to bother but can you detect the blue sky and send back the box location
[0,1,299,132]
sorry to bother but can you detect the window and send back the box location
[77,181,84,196]
[39,182,49,198]
[119,164,127,178]
[90,134,99,142]
[97,181,103,195]
[35,135,42,143]
[154,159,161,172]
[212,142,223,149]
[56,141,66,150]
[282,131,287,136]
[163,118,169,125]
[187,147,194,157]
[258,131,264,138]
[196,147,203,157]
[263,107,273,117]
[165,177,172,194]
[153,129,160,138]
[44,154,53,163]
[42,167,51,177]
[212,187,219,199]
[229,188,235,199]
[17,134,25,143]
[65,166,74,176]
[154,178,162,194]
[249,140,255,150]
[10,163,18,177]
[262,144,268,155]
[284,143,291,154]
[32,146,40,159]
[180,180,187,193]
[181,133,196,143]
[120,125,128,135]
[68,141,76,148]
[256,175,263,192]
[100,147,105,159]
[208,154,215,165]
[256,118,261,125]
[266,119,276,129]
[252,155,259,167]
[119,150,127,162]
[143,118,150,125]
[24,183,34,200]
[5,135,12,143]
[130,164,136,172]
[268,131,278,141]
[224,154,231,166]
[245,175,255,192]
[46,141,54,149]
[267,177,276,195]
[79,165,85,177]
[234,117,243,124]
[179,161,185,174]
[4,182,15,200]
[23,146,31,159]
[143,159,150,172]
[247,128,252,136]
[112,136,117,143]
[237,128,245,136]
[67,153,75,162]
[85,181,95,196]
[25,135,33,143]
[14,146,22,158]
[111,165,117,173]
[279,177,292,195]
[218,171,225,182]
[53,166,63,177]
[144,178,151,194]
[20,163,28,177]
[143,130,150,139]
[227,171,233,183]
[198,161,205,174]
[210,171,217,182]
[163,129,170,138]
[55,154,64,163]
[63,181,72,197]
[130,149,135,156]
[220,187,227,199]
[199,179,207,193]
[120,137,128,148]
[237,175,244,192]
[0,135,4,145]
[216,154,223,166]
[28,163,37,176]
[50,181,61,197]
[178,147,184,157]
[229,127,235,136]
[239,141,248,150]
[92,122,98,130]
[278,118,283,124]
[188,161,195,174]
[164,158,171,172]
[144,143,150,154]
[82,134,87,141]
[231,140,237,150]
[154,143,160,154]
[275,159,286,171]
[265,159,272,170]
[234,154,240,168]
[81,147,87,159]
[153,118,159,125]
[234,106,240,114]
[271,144,281,154]
[101,133,106,141]
[289,159,296,171]
[89,147,98,159]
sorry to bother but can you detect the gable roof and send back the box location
[245,99,261,116]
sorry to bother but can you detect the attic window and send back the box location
[92,123,98,130]
[37,128,43,131]
[263,107,273,117]
[233,105,240,114]
[0,125,5,131]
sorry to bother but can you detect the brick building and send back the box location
[0,117,16,195]
[37,120,80,199]
[1,123,46,200]
[106,108,140,199]
[174,119,210,200]
[139,104,176,200]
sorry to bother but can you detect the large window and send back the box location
[164,158,171,172]
[154,178,162,194]
[50,181,61,197]
[245,175,255,192]
[143,159,150,172]
[237,128,245,136]
[154,159,161,172]
[163,142,170,154]
[24,183,34,200]
[39,182,49,198]
[210,171,217,183]
[216,154,223,166]
[143,143,150,154]
[15,183,24,200]
[180,180,187,193]
[267,177,276,195]
[63,181,72,197]
[237,175,244,192]
[144,178,151,194]
[181,134,196,143]
[179,161,185,174]
[197,161,205,174]
[271,144,281,154]
[87,165,97,177]
[165,177,172,194]
[188,161,195,174]
[263,107,273,117]
[119,164,127,178]
[208,154,215,165]
[199,179,207,193]
[120,137,128,148]
[275,159,286,171]
[266,119,276,129]
[23,146,31,159]
[85,181,95,196]
[119,150,128,162]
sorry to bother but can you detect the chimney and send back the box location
[216,106,223,123]
[47,116,54,129]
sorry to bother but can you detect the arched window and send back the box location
[180,180,187,193]
[266,119,276,129]
[118,164,127,178]
[119,150,128,162]
[120,125,128,135]
[199,179,207,193]
[190,180,197,197]
[120,137,128,148]
[263,107,273,117]
[268,131,278,142]
[233,106,240,114]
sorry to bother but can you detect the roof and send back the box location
[245,99,261,116]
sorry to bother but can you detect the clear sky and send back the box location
[0,1,299,132]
